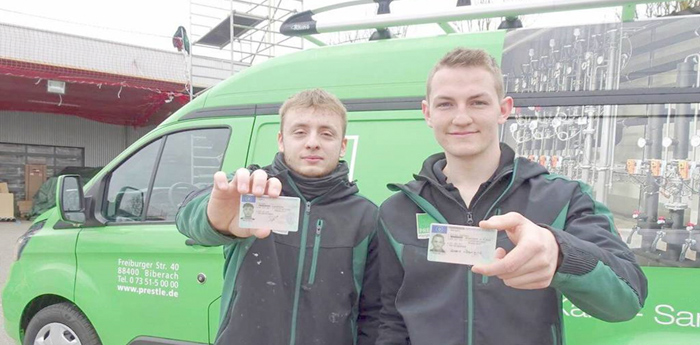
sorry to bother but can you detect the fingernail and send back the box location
[255,187,263,194]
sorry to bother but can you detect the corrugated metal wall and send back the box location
[1,23,186,84]
[0,111,155,167]
[2,23,243,89]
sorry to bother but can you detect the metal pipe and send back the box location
[686,54,700,87]
[230,5,235,76]
[642,111,654,181]
[529,130,536,158]
[607,30,626,194]
[193,33,302,50]
[581,107,596,185]
[563,123,571,159]
[592,107,603,186]
[311,0,678,35]
[664,61,696,259]
[576,106,586,178]
[646,105,665,220]
[189,0,194,101]
[586,54,596,91]
[680,55,699,158]
[695,102,699,161]
[640,104,665,250]
[664,105,672,161]
[595,29,618,203]
[573,54,583,92]
[675,61,694,161]
[269,0,276,59]
[192,1,296,13]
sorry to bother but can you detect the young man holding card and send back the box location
[176,89,380,345]
[377,48,647,345]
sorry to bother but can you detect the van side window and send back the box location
[146,128,230,221]
[103,138,163,222]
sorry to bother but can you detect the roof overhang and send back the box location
[0,58,190,127]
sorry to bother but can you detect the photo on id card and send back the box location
[427,223,497,265]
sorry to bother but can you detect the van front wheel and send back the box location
[24,303,101,345]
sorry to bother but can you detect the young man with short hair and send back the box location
[177,89,380,345]
[377,48,647,345]
[240,202,255,220]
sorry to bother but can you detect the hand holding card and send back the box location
[207,168,282,239]
[471,212,560,290]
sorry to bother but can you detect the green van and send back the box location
[4,1,700,344]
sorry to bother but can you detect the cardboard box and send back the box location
[0,193,15,219]
[25,164,47,201]
[18,200,33,218]
[0,182,9,194]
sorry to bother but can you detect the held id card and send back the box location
[238,194,300,233]
[427,223,497,266]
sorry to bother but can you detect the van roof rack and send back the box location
[281,0,675,45]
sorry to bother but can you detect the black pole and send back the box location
[640,104,665,250]
[665,61,696,259]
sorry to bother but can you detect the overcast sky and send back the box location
[0,0,628,57]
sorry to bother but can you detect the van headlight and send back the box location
[14,220,45,261]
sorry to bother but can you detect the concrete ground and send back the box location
[0,220,29,345]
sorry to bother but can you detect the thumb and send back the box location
[251,228,272,239]
[472,247,507,276]
[494,247,507,260]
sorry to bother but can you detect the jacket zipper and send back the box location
[452,167,515,345]
[423,168,513,226]
[308,219,324,285]
[289,200,311,345]
[466,168,514,224]
[285,176,345,345]
[467,270,474,345]
[415,163,518,345]
[424,170,511,345]
[466,164,518,345]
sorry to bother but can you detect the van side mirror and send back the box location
[57,175,86,224]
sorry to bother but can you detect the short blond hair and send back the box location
[279,89,347,136]
[426,48,505,100]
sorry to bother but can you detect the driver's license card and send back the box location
[427,223,497,265]
[238,194,300,232]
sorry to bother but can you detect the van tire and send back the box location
[24,302,101,345]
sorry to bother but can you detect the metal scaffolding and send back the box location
[189,0,305,77]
